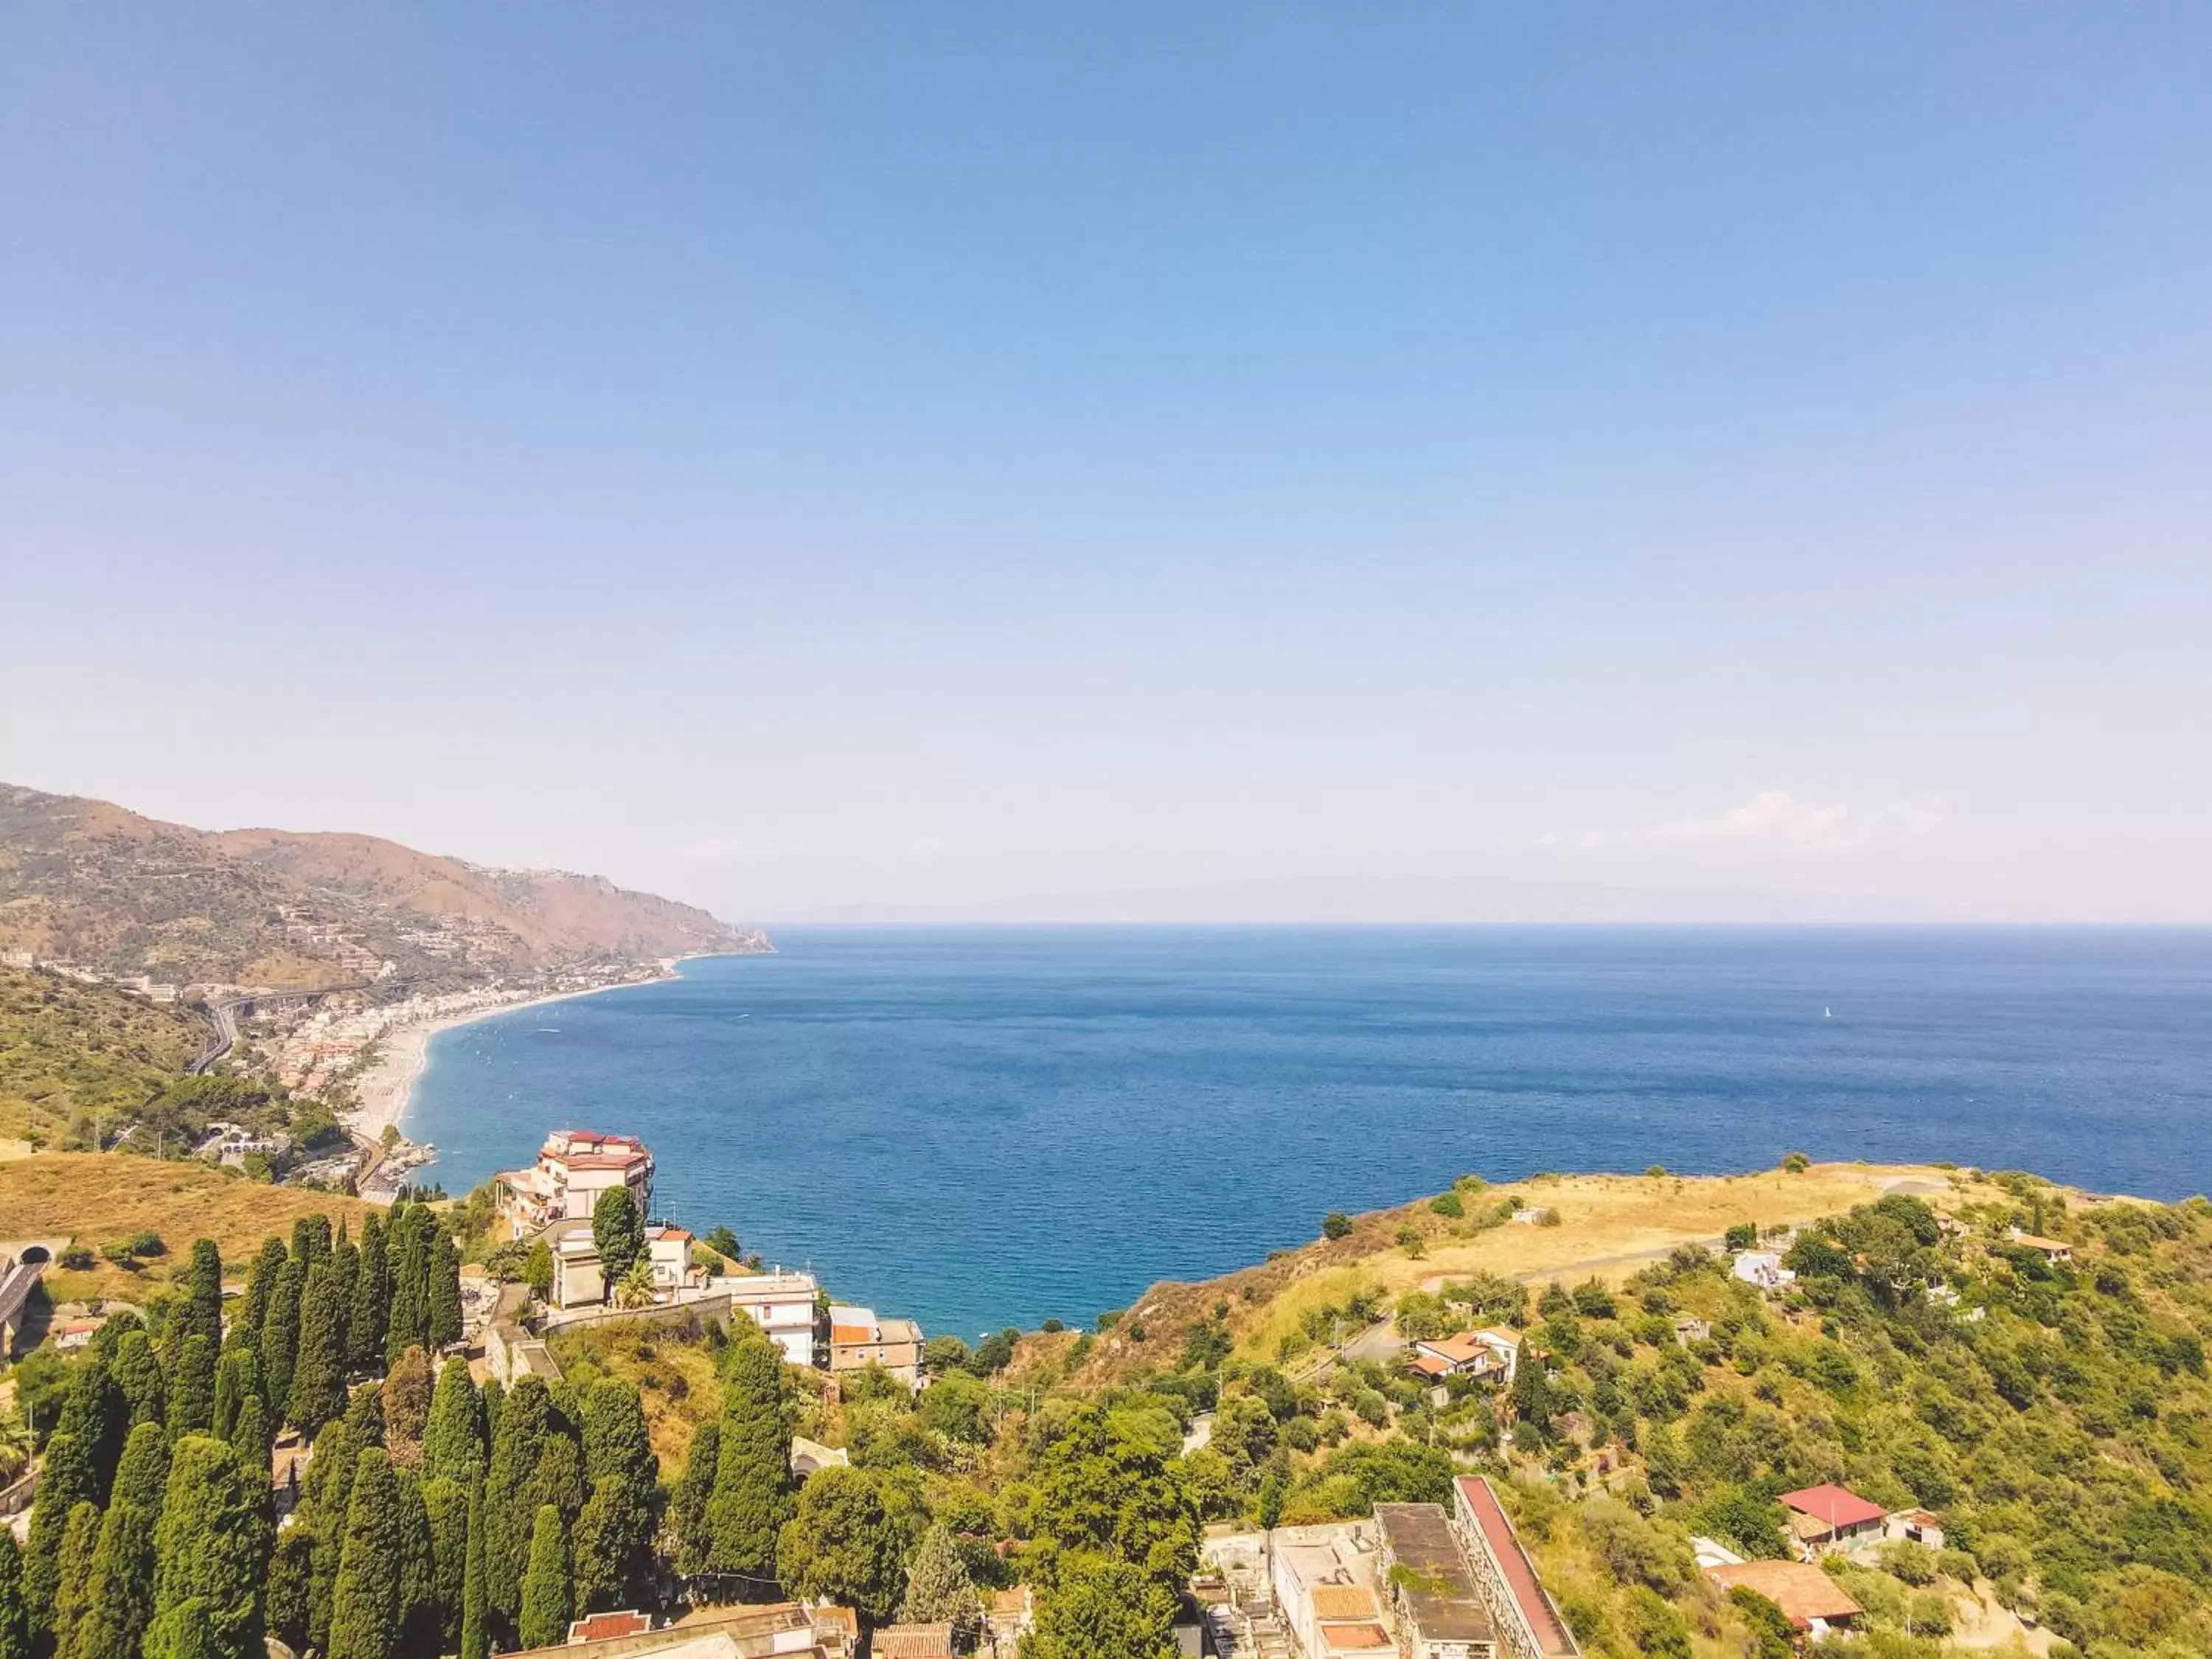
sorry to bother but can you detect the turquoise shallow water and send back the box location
[408,927,2212,1338]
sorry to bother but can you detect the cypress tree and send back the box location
[287,1259,348,1436]
[181,1241,223,1352]
[328,1237,358,1376]
[302,1419,361,1656]
[517,1507,568,1651]
[422,1357,487,1487]
[346,1213,389,1374]
[394,1467,441,1659]
[258,1260,302,1422]
[152,1437,263,1659]
[342,1380,387,1451]
[54,1352,126,1503]
[327,1450,403,1659]
[458,1480,488,1659]
[241,1239,288,1337]
[211,1349,261,1444]
[49,1501,100,1659]
[425,1227,463,1351]
[705,1325,794,1582]
[0,1531,26,1659]
[229,1397,272,1490]
[111,1331,167,1436]
[669,1419,720,1576]
[481,1377,552,1620]
[21,1430,91,1638]
[291,1217,330,1273]
[574,1382,655,1611]
[75,1498,160,1659]
[112,1422,172,1520]
[386,1207,430,1363]
[480,1378,504,1447]
[422,1478,470,1654]
[167,1335,217,1441]
[142,1598,217,1659]
[265,1529,313,1655]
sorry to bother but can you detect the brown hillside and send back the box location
[0,782,765,987]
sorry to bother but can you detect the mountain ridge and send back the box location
[0,782,768,990]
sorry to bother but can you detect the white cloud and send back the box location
[1539,790,1944,855]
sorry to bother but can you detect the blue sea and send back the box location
[407,928,2212,1339]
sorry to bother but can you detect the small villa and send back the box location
[2007,1228,2073,1265]
[1731,1250,1797,1291]
[1406,1329,1520,1385]
[1778,1484,1887,1554]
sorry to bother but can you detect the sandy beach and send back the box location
[346,973,674,1141]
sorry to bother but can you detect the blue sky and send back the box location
[5,6,2209,922]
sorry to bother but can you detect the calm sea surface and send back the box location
[408,928,2212,1338]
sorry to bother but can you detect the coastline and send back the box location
[344,970,683,1143]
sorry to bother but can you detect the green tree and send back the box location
[706,1327,795,1583]
[76,1496,160,1659]
[346,1213,389,1374]
[775,1467,908,1625]
[668,1420,720,1576]
[523,1242,553,1301]
[327,1449,404,1659]
[153,1436,263,1659]
[458,1480,489,1659]
[265,1532,313,1655]
[1020,1557,1178,1659]
[481,1377,555,1620]
[167,1335,217,1440]
[211,1350,260,1444]
[21,1430,93,1637]
[422,1357,487,1487]
[1728,1587,1795,1659]
[258,1260,302,1424]
[573,1382,656,1612]
[1621,1587,1691,1659]
[291,1217,330,1273]
[113,1421,173,1518]
[421,1478,469,1653]
[111,1331,167,1435]
[386,1207,429,1363]
[1321,1211,1353,1240]
[1509,1340,1552,1443]
[179,1241,223,1352]
[392,1466,441,1659]
[1029,1404,1199,1589]
[517,1507,568,1650]
[288,1259,348,1436]
[0,1531,27,1659]
[899,1521,984,1646]
[591,1187,644,1282]
[240,1239,288,1338]
[49,1501,101,1659]
[425,1227,463,1350]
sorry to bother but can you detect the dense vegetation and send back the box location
[0,971,204,1145]
[9,1169,2212,1659]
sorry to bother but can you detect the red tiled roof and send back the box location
[1779,1484,1885,1530]
[567,1610,652,1643]
[872,1624,955,1658]
[1456,1477,1577,1657]
[1705,1561,1861,1627]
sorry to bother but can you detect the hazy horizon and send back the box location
[6,7,2209,925]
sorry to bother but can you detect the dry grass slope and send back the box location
[0,1150,372,1301]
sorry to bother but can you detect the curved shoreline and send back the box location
[346,968,692,1141]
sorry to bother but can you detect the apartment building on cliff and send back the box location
[497,1130,654,1237]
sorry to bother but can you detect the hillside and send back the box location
[0,782,768,989]
[0,966,207,1144]
[0,1150,373,1302]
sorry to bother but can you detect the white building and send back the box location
[717,1272,821,1366]
[496,1130,654,1237]
[1732,1251,1797,1291]
[645,1225,695,1291]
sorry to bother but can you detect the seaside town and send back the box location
[7,1105,2111,1658]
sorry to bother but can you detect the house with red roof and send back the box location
[1778,1484,1886,1554]
[496,1130,654,1236]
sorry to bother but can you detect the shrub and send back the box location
[1321,1212,1353,1240]
[1430,1192,1464,1218]
[1781,1151,1811,1173]
[1725,1223,1759,1251]
[1646,1165,1669,1179]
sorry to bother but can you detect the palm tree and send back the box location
[613,1259,656,1310]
